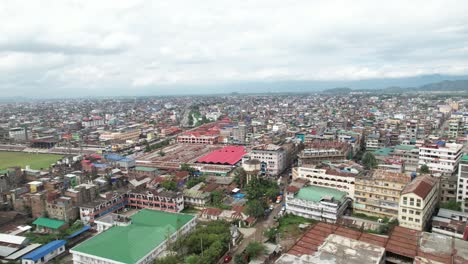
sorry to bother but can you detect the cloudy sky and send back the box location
[1,0,468,97]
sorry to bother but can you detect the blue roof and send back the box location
[22,240,66,261]
[92,163,108,168]
[66,225,90,239]
[104,153,124,161]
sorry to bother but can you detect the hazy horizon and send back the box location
[1,0,468,97]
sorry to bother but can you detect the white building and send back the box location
[418,143,463,174]
[292,164,357,199]
[398,175,440,231]
[457,155,468,213]
[285,185,351,223]
[71,210,197,264]
[249,144,286,176]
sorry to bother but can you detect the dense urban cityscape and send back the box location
[2,0,468,264]
[0,91,467,264]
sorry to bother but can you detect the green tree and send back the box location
[161,180,177,191]
[440,200,462,211]
[181,163,196,175]
[245,241,266,259]
[245,200,265,218]
[362,152,378,170]
[234,254,248,264]
[210,191,223,206]
[185,255,201,264]
[264,228,278,243]
[420,164,430,174]
[186,176,206,189]
[233,167,247,188]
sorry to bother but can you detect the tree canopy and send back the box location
[362,152,378,170]
[420,164,430,174]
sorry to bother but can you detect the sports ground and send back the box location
[0,151,63,170]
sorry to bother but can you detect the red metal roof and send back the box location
[196,146,247,165]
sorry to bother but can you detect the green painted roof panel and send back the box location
[72,210,194,264]
[32,217,66,229]
[295,186,347,203]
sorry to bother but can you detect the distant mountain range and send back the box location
[322,80,468,94]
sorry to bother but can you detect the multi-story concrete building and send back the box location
[292,162,359,199]
[127,189,184,212]
[398,175,439,231]
[285,185,351,223]
[71,210,197,264]
[249,144,286,176]
[457,154,468,213]
[79,192,128,223]
[298,141,351,166]
[176,132,218,144]
[418,143,463,174]
[46,196,78,222]
[405,120,418,140]
[9,127,28,142]
[354,170,411,219]
[82,116,105,128]
[391,145,419,172]
[448,118,463,139]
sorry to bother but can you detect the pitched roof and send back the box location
[32,217,65,229]
[22,240,66,261]
[196,146,247,165]
[402,175,439,199]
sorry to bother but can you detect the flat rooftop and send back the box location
[72,209,194,263]
[295,186,347,203]
[277,234,385,264]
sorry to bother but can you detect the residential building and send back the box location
[285,185,351,223]
[183,183,211,208]
[127,189,184,212]
[298,141,351,166]
[71,210,197,264]
[79,192,128,223]
[391,145,419,172]
[431,208,468,240]
[398,175,439,231]
[249,144,286,176]
[418,142,463,174]
[292,162,359,199]
[354,170,411,218]
[46,196,78,222]
[457,154,468,212]
[176,132,218,144]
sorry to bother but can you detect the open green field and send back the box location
[0,151,63,170]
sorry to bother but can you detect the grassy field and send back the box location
[0,151,63,170]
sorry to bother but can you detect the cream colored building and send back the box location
[354,170,411,218]
[292,164,358,199]
[398,175,439,231]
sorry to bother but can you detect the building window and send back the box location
[402,209,407,213]
[415,219,420,223]
[403,197,407,205]
[402,216,406,220]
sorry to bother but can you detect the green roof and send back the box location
[72,209,194,264]
[462,155,468,162]
[395,145,417,151]
[32,217,65,229]
[0,169,8,175]
[135,166,157,172]
[295,186,347,202]
[373,147,394,156]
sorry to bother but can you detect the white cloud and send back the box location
[1,0,468,96]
